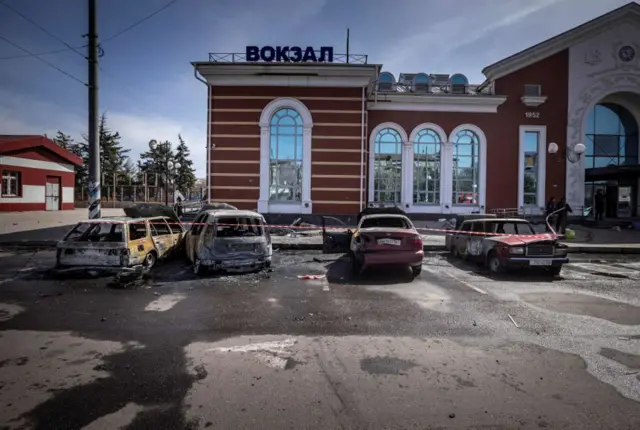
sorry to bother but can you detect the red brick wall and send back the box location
[209,86,365,214]
[493,49,569,204]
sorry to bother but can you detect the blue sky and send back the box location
[0,0,633,177]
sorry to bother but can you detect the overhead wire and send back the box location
[0,34,87,86]
[101,0,179,44]
[0,0,179,60]
[0,0,87,60]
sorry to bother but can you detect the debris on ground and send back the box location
[297,274,326,280]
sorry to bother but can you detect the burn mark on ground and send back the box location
[600,348,640,369]
[360,356,418,375]
[520,292,640,325]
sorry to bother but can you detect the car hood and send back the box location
[123,203,180,224]
[486,233,556,246]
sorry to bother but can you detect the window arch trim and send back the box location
[448,124,487,210]
[407,123,447,209]
[258,97,313,214]
[368,122,408,205]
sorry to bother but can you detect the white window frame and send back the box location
[448,124,487,214]
[368,122,408,207]
[405,123,447,213]
[258,97,313,214]
[518,125,546,214]
[1,170,21,197]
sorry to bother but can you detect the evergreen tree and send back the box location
[53,130,88,189]
[93,113,130,180]
[52,131,73,150]
[138,139,175,187]
[120,157,138,184]
[174,134,197,195]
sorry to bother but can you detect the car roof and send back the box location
[203,210,264,218]
[462,218,530,223]
[361,214,410,220]
[77,216,167,223]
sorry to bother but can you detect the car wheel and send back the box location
[488,252,503,274]
[411,265,422,279]
[351,252,362,276]
[144,252,157,269]
[193,258,204,276]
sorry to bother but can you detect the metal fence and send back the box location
[74,174,205,208]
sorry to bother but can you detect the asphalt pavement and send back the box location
[0,250,639,429]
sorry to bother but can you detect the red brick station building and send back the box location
[193,2,640,219]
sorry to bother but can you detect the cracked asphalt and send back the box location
[0,249,639,429]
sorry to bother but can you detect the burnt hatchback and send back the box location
[185,209,272,275]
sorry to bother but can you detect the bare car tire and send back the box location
[144,252,157,269]
[411,265,422,278]
[488,252,504,274]
[351,252,362,276]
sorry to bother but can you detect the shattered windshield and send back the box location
[360,216,411,229]
[65,222,125,242]
[215,217,263,237]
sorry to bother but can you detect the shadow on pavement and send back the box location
[442,255,561,283]
[0,225,71,246]
[325,255,415,286]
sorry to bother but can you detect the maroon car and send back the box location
[322,208,424,278]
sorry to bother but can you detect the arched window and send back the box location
[413,129,441,204]
[373,128,402,204]
[269,108,303,202]
[378,72,395,92]
[585,103,639,168]
[452,129,480,205]
[413,73,431,92]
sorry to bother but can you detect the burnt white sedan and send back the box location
[185,209,272,275]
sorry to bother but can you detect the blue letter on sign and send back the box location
[260,46,275,62]
[275,46,290,62]
[302,46,318,62]
[246,46,260,61]
[319,47,334,62]
[289,46,302,62]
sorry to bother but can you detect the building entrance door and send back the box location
[45,177,61,211]
[605,185,618,218]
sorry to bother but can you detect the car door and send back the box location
[186,213,207,262]
[127,220,152,265]
[164,216,184,252]
[321,216,352,254]
[467,221,486,258]
[454,221,471,254]
[149,218,175,258]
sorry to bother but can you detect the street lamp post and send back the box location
[149,140,181,206]
[548,141,586,163]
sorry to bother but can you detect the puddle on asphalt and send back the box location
[360,356,418,375]
[600,348,640,369]
[520,292,640,325]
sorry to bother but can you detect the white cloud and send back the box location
[380,0,567,79]
[0,90,207,178]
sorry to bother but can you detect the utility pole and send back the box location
[87,0,101,219]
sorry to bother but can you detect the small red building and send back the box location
[0,135,83,212]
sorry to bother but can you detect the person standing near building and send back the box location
[545,197,557,232]
[594,189,605,222]
[555,197,573,234]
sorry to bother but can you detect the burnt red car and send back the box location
[322,208,424,278]
[448,217,569,275]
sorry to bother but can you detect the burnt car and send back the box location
[54,203,185,274]
[322,208,424,278]
[449,217,568,275]
[185,209,272,275]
